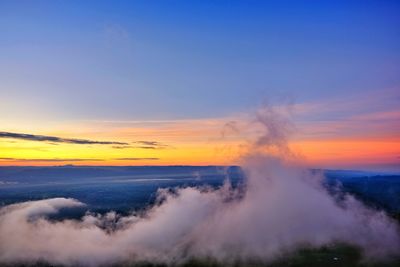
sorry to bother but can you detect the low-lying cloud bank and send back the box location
[0,107,399,266]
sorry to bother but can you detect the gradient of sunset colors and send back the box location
[0,0,399,171]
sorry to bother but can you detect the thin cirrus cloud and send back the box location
[115,157,159,161]
[112,141,169,150]
[0,131,128,145]
[0,157,159,162]
[0,131,169,150]
[132,141,169,149]
[0,158,104,162]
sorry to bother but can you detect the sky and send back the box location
[0,0,399,170]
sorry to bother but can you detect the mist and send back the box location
[0,107,399,266]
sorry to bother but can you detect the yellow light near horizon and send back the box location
[0,138,243,166]
[0,119,398,168]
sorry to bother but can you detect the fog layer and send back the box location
[0,107,399,266]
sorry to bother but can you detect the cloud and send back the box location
[0,131,129,145]
[292,88,400,141]
[132,141,169,149]
[0,157,159,162]
[112,141,169,150]
[112,145,134,149]
[115,157,159,161]
[0,158,104,162]
[0,161,398,266]
[0,106,399,266]
[104,23,130,43]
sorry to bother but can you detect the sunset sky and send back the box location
[0,0,399,170]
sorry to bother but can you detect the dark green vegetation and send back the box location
[1,245,399,267]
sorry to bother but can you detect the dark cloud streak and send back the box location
[132,141,169,149]
[0,131,128,145]
[0,157,159,162]
[112,146,133,149]
[113,141,169,150]
[115,157,159,161]
[0,158,104,162]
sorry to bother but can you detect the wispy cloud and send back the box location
[112,141,169,150]
[132,141,169,149]
[0,131,128,145]
[0,157,160,162]
[104,23,130,43]
[115,157,159,161]
[0,158,104,162]
[112,145,134,149]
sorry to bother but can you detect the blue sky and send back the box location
[1,0,399,121]
[0,0,399,169]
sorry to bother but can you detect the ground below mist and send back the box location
[1,166,399,214]
[0,166,399,267]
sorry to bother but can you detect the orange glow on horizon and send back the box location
[0,137,398,169]
[0,117,399,170]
